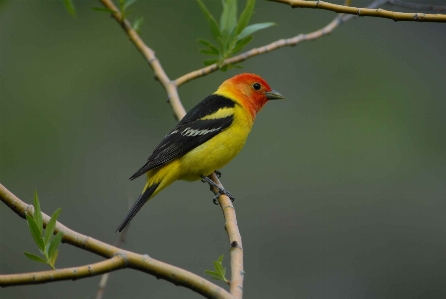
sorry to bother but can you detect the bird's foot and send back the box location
[212,189,235,205]
[200,175,235,205]
[214,170,221,178]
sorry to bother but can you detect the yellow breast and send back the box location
[178,103,253,181]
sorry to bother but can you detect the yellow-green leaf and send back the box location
[26,214,44,251]
[237,22,276,40]
[48,232,63,260]
[44,208,62,246]
[33,190,43,235]
[197,0,221,42]
[236,0,255,35]
[24,252,47,264]
[63,0,76,17]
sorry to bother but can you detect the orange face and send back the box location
[218,73,282,117]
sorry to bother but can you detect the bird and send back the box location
[116,73,286,232]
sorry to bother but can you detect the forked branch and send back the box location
[0,184,233,299]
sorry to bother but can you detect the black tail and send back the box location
[116,183,160,232]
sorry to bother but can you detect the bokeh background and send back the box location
[1,1,445,298]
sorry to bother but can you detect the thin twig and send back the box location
[1,255,127,286]
[0,184,233,299]
[269,0,446,22]
[99,0,185,120]
[175,11,347,86]
[388,0,446,13]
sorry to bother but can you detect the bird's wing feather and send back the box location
[129,95,236,180]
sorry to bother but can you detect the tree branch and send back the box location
[99,0,185,120]
[0,184,234,299]
[174,0,393,87]
[388,0,446,13]
[269,0,446,22]
[208,173,244,299]
[0,255,127,286]
[175,12,347,87]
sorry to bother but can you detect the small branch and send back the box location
[388,0,446,13]
[99,0,186,120]
[208,173,244,299]
[175,13,347,87]
[0,184,233,299]
[1,255,127,286]
[269,0,446,22]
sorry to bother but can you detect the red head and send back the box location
[215,73,286,119]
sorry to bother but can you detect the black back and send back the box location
[129,94,236,180]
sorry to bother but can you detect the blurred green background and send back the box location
[1,0,446,298]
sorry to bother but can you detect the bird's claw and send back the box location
[212,189,235,205]
[214,170,221,178]
[200,174,234,204]
[213,193,220,205]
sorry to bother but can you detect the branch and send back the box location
[1,255,127,286]
[269,0,446,22]
[99,0,186,120]
[208,173,244,298]
[388,0,446,13]
[175,12,348,86]
[0,184,234,299]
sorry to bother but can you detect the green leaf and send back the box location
[237,22,276,40]
[24,252,47,264]
[220,0,237,33]
[214,260,225,277]
[33,190,43,235]
[44,208,62,246]
[203,58,219,66]
[205,270,226,281]
[200,47,220,56]
[231,35,253,55]
[91,7,116,13]
[132,16,144,33]
[124,0,138,10]
[26,214,44,252]
[205,270,220,276]
[197,0,221,42]
[205,255,228,282]
[236,0,255,35]
[197,39,220,55]
[197,38,213,47]
[63,0,76,17]
[48,232,63,261]
[49,249,59,269]
[224,27,238,54]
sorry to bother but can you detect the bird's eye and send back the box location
[252,83,261,90]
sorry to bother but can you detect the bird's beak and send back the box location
[265,90,286,100]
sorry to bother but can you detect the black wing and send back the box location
[129,95,235,180]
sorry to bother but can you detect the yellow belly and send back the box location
[177,127,248,181]
[145,103,254,195]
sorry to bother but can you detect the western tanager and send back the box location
[116,73,285,232]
